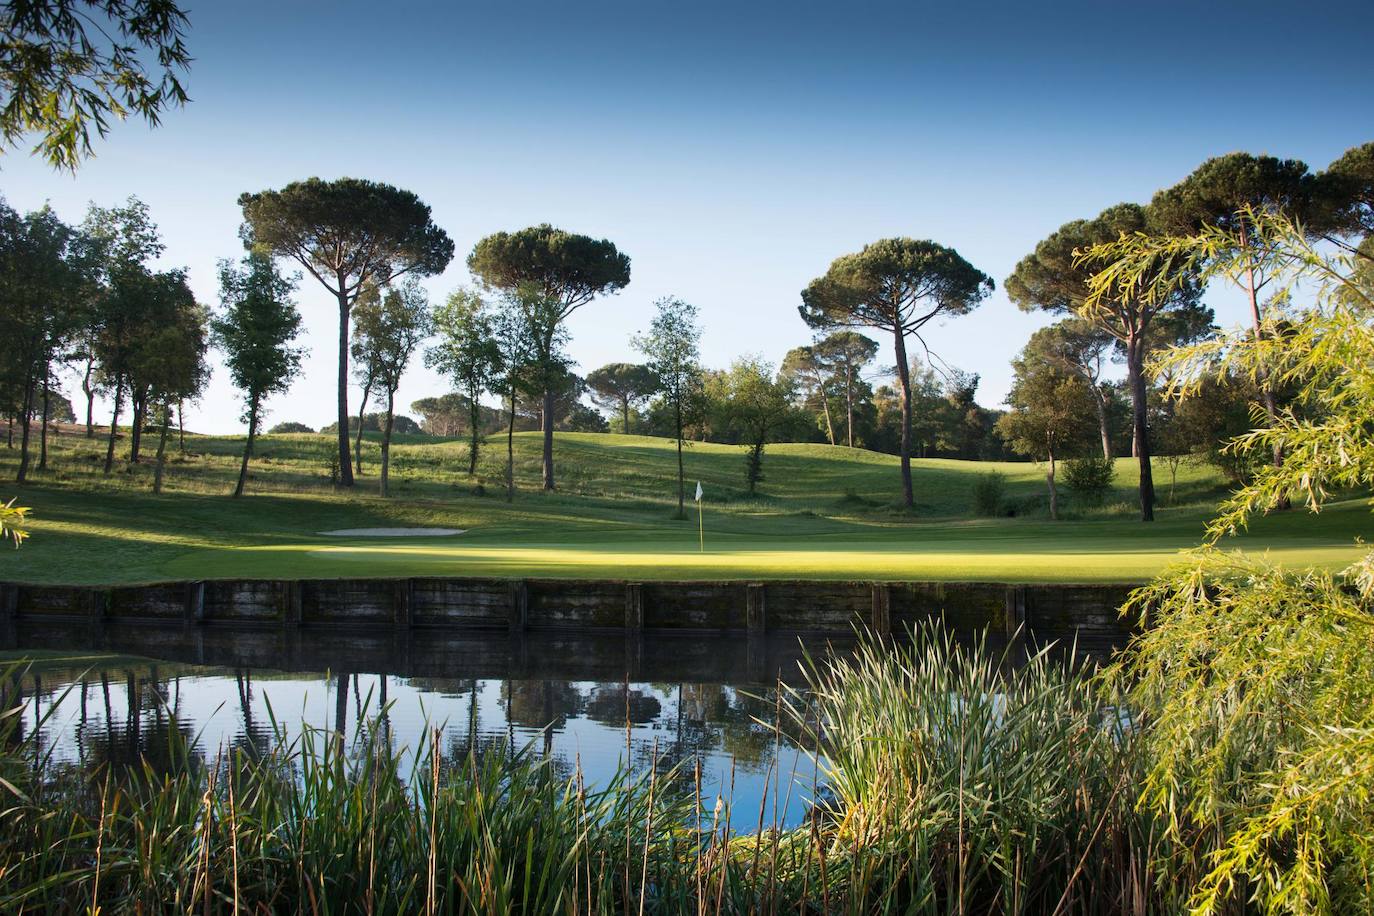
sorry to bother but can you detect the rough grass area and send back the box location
[0,425,1367,585]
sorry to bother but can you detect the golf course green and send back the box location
[1,428,1367,585]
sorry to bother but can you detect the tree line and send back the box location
[5,142,1371,517]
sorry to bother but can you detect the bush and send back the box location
[971,471,1005,516]
[1062,456,1115,505]
[268,421,314,434]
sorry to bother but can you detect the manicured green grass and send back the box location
[0,427,1367,584]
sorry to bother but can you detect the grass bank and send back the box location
[0,427,1367,585]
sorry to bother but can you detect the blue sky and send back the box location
[5,0,1372,433]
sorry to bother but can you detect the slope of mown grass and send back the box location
[0,426,1366,585]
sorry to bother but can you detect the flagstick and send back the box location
[698,498,704,552]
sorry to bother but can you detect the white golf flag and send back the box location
[695,481,703,502]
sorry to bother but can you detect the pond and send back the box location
[2,625,864,831]
[1,620,1123,833]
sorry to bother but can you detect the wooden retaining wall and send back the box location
[0,576,1138,640]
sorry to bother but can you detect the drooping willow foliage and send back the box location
[0,498,28,547]
[1086,208,1374,914]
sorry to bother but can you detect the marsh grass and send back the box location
[0,624,1204,914]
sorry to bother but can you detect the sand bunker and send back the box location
[318,528,466,537]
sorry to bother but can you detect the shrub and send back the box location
[1062,456,1115,505]
[269,421,314,434]
[971,471,1005,516]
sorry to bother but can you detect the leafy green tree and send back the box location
[633,296,702,517]
[800,238,993,509]
[81,196,164,474]
[410,393,481,437]
[1,0,190,170]
[122,268,201,465]
[1150,152,1312,439]
[1021,319,1116,459]
[0,200,87,481]
[468,224,630,490]
[267,421,312,434]
[427,287,501,474]
[812,331,878,448]
[1312,141,1374,253]
[347,282,382,475]
[212,253,303,498]
[490,284,541,502]
[585,363,656,435]
[238,178,454,487]
[707,357,796,495]
[1006,203,1205,521]
[779,346,835,444]
[937,369,996,460]
[351,279,431,496]
[995,347,1098,520]
[143,289,207,493]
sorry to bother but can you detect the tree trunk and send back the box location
[621,395,631,436]
[1126,335,1155,522]
[234,397,258,498]
[1046,437,1058,521]
[675,396,685,519]
[541,387,555,490]
[819,386,835,446]
[468,384,481,476]
[15,367,35,483]
[104,377,124,475]
[335,283,355,487]
[379,388,395,497]
[845,364,855,448]
[891,328,915,509]
[38,362,50,471]
[129,388,147,463]
[334,672,350,750]
[506,387,517,502]
[82,358,96,438]
[1092,387,1112,460]
[354,378,371,475]
[746,439,765,494]
[177,401,186,452]
[152,403,170,494]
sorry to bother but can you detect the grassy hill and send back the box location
[0,426,1367,585]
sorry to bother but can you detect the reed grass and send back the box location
[0,626,1205,914]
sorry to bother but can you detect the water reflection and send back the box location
[5,624,869,830]
[4,621,1121,831]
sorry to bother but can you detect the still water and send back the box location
[4,625,857,830]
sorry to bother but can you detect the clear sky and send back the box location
[5,0,1372,434]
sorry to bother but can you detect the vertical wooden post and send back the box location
[394,578,414,628]
[871,583,892,636]
[0,584,18,650]
[184,581,206,625]
[281,582,303,628]
[625,583,644,631]
[0,584,18,621]
[746,584,766,635]
[89,589,110,623]
[1004,586,1027,639]
[509,580,528,633]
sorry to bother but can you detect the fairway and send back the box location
[2,429,1368,585]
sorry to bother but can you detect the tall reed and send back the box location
[0,626,1187,914]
